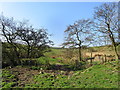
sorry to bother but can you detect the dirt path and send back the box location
[8,67,40,87]
[7,65,74,87]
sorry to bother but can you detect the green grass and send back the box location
[37,56,64,65]
[29,56,65,70]
[44,48,64,57]
[25,61,118,88]
[2,44,119,88]
[2,61,118,88]
[72,61,118,88]
[2,70,17,88]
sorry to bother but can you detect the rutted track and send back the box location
[7,65,74,87]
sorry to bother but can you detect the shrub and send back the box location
[37,56,50,65]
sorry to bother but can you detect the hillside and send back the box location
[2,61,118,88]
[1,43,119,88]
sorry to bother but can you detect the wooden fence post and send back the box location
[90,52,93,65]
[104,55,107,62]
[101,55,105,64]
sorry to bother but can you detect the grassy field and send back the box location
[2,61,118,88]
[1,45,119,88]
[44,48,64,57]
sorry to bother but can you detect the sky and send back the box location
[0,2,107,47]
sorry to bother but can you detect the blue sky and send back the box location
[0,2,104,47]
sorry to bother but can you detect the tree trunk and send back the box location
[27,47,30,58]
[75,28,82,61]
[78,45,82,61]
[12,45,20,66]
[113,44,119,60]
[27,42,30,58]
[107,23,119,60]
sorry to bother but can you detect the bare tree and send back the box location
[0,15,20,65]
[16,20,34,58]
[64,19,94,61]
[94,2,119,60]
[0,14,53,67]
[16,21,53,58]
[28,28,53,58]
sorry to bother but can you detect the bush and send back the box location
[2,43,17,68]
[37,56,50,65]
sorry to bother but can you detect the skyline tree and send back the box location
[94,2,119,60]
[64,19,95,61]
